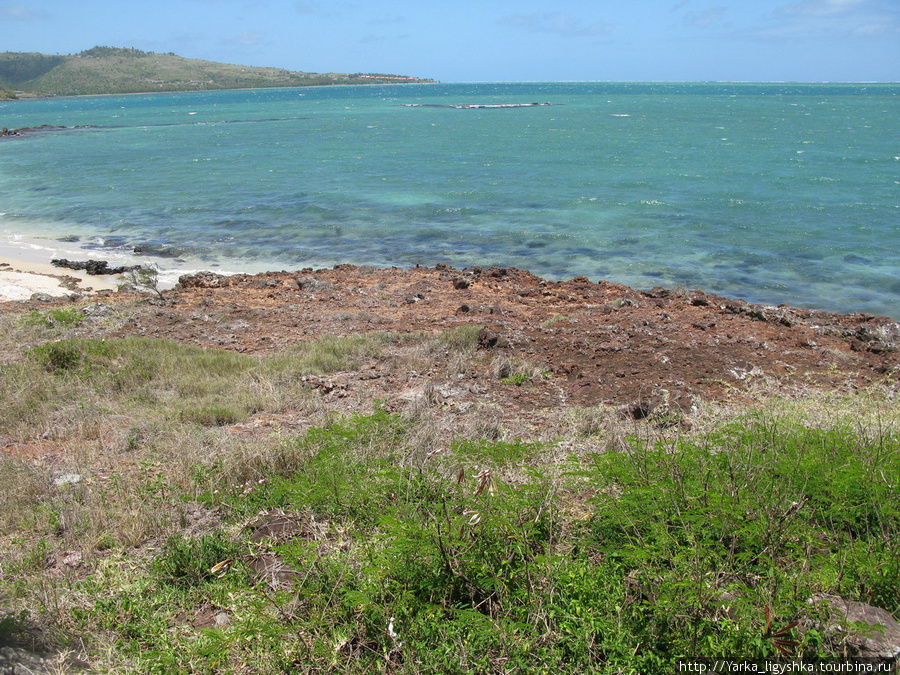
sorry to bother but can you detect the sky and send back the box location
[2,0,899,82]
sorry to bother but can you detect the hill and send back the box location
[0,46,434,97]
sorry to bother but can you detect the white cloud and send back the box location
[761,0,900,39]
[499,12,612,38]
[0,4,43,20]
[780,0,867,16]
[850,20,898,35]
[235,31,265,47]
[368,14,407,27]
[684,6,727,27]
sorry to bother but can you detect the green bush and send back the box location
[451,438,541,465]
[438,324,482,352]
[152,533,243,587]
[24,306,84,329]
[217,410,410,522]
[576,419,900,659]
[0,609,29,648]
[28,342,82,372]
[27,338,115,373]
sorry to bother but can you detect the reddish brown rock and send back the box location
[8,263,899,412]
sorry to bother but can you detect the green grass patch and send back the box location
[437,324,482,352]
[152,533,246,587]
[23,307,84,329]
[208,410,411,524]
[451,438,542,465]
[500,371,530,386]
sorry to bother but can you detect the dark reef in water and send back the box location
[1,124,95,138]
[51,258,139,276]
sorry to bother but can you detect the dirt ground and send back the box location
[9,263,896,426]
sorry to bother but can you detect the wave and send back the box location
[401,103,552,109]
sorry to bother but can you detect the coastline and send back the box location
[0,247,121,302]
[2,255,896,408]
[0,233,216,302]
[2,228,899,325]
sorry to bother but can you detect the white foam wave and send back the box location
[0,231,217,290]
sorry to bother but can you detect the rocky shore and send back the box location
[8,262,898,415]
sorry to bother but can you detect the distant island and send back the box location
[0,46,435,98]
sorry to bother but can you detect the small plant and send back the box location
[118,265,164,299]
[762,606,800,656]
[501,372,529,386]
[151,533,242,586]
[24,307,84,329]
[28,341,82,371]
[491,355,547,384]
[438,325,482,352]
[542,314,569,328]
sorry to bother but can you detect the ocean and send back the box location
[1,82,898,317]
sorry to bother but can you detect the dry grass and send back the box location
[0,309,388,571]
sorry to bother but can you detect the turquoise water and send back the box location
[1,82,898,317]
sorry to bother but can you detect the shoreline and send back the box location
[0,234,216,302]
[0,251,120,301]
[1,232,898,323]
[2,242,899,323]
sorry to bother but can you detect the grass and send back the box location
[41,409,900,672]
[0,307,898,672]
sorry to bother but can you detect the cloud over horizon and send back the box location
[499,12,613,38]
[683,6,729,27]
[0,4,44,20]
[759,0,900,40]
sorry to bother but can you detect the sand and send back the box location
[0,252,120,302]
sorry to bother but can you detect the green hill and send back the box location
[0,46,433,97]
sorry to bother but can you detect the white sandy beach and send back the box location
[0,252,120,302]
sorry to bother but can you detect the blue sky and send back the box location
[2,0,898,82]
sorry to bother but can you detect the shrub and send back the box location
[24,307,84,329]
[28,342,82,372]
[151,533,242,587]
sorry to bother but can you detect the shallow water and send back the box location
[1,82,898,316]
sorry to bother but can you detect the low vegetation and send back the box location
[0,303,898,672]
[0,47,433,98]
